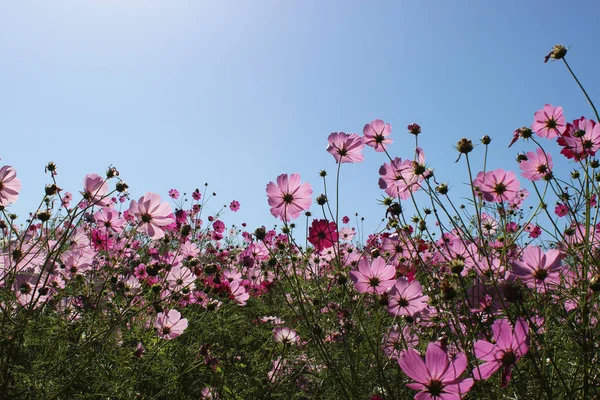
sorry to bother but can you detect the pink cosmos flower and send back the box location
[229,200,240,212]
[473,169,520,203]
[307,219,338,252]
[518,148,553,181]
[349,257,396,295]
[81,173,109,206]
[94,207,125,233]
[554,203,568,217]
[511,246,563,291]
[363,119,393,152]
[129,192,176,239]
[0,166,21,206]
[192,189,202,201]
[168,189,180,199]
[273,327,300,346]
[399,342,474,400]
[473,318,529,387]
[557,117,600,161]
[387,277,429,317]
[154,309,188,340]
[167,265,196,292]
[379,148,426,200]
[532,104,566,139]
[326,132,365,163]
[266,173,313,222]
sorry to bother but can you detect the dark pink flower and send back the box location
[349,257,396,295]
[399,342,473,399]
[473,318,529,387]
[154,309,188,340]
[229,200,240,212]
[266,173,312,222]
[326,132,365,163]
[554,204,568,217]
[169,189,180,199]
[0,166,21,206]
[532,104,566,139]
[363,119,393,152]
[129,193,176,239]
[192,189,202,201]
[342,215,350,224]
[308,219,338,252]
[557,117,600,161]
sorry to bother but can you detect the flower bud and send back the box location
[544,44,567,63]
[480,135,492,145]
[407,123,421,135]
[456,138,474,154]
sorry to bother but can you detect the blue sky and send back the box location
[1,1,599,235]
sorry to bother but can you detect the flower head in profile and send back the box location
[308,219,338,252]
[532,104,566,139]
[266,173,312,222]
[129,192,176,239]
[349,257,396,295]
[363,119,393,152]
[326,132,365,163]
[473,318,529,387]
[81,173,109,206]
[154,309,188,340]
[399,342,473,400]
[0,166,21,206]
[273,327,300,346]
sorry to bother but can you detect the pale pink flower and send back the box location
[0,166,21,206]
[511,246,564,291]
[326,132,365,163]
[167,265,196,292]
[518,148,553,181]
[532,104,566,139]
[363,119,393,152]
[81,173,109,206]
[273,327,300,346]
[266,173,312,222]
[378,148,425,200]
[154,309,188,340]
[129,193,175,239]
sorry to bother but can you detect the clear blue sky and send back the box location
[1,1,599,235]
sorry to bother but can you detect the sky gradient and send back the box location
[1,1,599,235]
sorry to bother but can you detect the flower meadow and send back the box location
[1,45,600,399]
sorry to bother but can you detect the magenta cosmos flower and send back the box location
[557,117,600,161]
[349,257,396,295]
[0,166,21,206]
[511,246,564,291]
[154,309,188,340]
[518,148,553,181]
[129,192,176,239]
[473,318,529,387]
[307,219,338,252]
[266,173,312,222]
[473,169,520,203]
[326,132,365,163]
[363,119,393,152]
[387,277,429,317]
[399,342,474,400]
[532,104,566,139]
